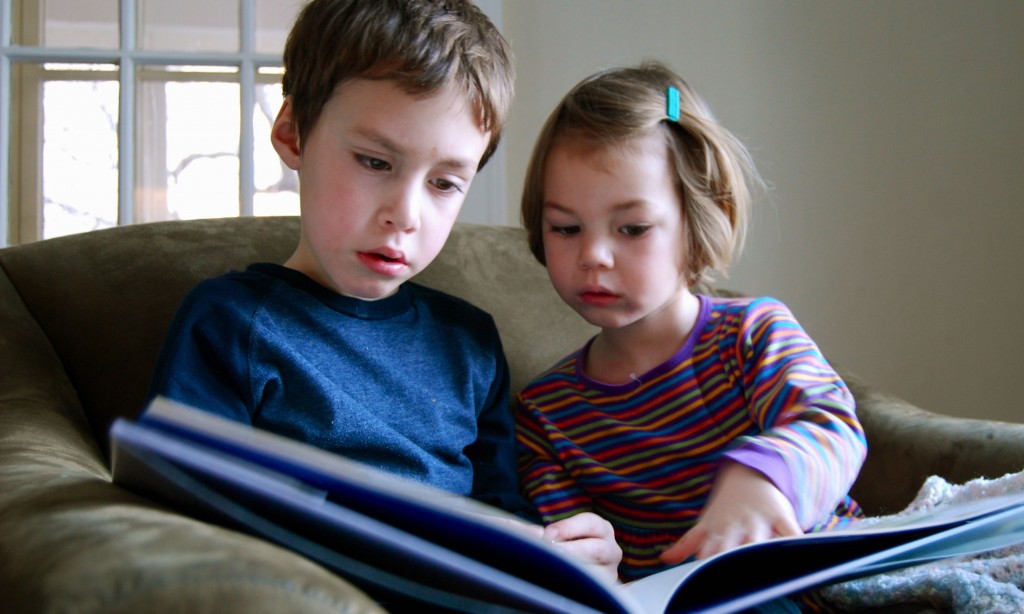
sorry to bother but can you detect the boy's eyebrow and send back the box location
[354,127,478,171]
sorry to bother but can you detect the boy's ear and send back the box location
[271,97,301,170]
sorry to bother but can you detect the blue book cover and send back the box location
[111,397,1024,614]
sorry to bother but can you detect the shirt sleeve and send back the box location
[515,394,595,524]
[722,298,867,529]
[146,277,256,424]
[464,326,541,522]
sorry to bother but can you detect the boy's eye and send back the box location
[620,224,650,237]
[357,154,391,172]
[431,177,464,194]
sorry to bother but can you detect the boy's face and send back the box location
[540,134,694,334]
[272,79,490,300]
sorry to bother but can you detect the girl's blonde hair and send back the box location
[521,61,760,284]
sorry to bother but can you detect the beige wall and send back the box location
[500,0,1024,424]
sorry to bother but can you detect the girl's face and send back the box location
[540,133,694,334]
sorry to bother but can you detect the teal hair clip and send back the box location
[666,86,681,122]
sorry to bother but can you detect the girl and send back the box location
[516,61,866,583]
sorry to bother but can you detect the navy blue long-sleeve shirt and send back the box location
[149,263,535,517]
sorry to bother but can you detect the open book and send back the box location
[111,397,1024,614]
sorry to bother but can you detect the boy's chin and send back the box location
[341,281,404,301]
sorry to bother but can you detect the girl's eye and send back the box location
[620,224,650,237]
[549,224,580,236]
[356,154,391,172]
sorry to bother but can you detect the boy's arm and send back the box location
[465,352,539,521]
[147,279,254,424]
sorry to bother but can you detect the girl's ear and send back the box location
[271,97,301,170]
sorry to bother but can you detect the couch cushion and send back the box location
[0,217,301,456]
[417,222,596,395]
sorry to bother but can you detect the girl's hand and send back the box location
[544,512,623,582]
[660,462,801,563]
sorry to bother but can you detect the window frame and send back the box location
[0,0,285,247]
[1,0,508,247]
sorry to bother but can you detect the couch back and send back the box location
[9,216,1020,516]
[0,217,596,457]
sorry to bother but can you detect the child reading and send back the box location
[516,61,866,583]
[148,0,619,578]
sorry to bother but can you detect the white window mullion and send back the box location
[118,0,136,226]
[1,54,11,248]
[238,0,256,217]
[1,0,12,247]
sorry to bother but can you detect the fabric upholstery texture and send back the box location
[1,216,1021,612]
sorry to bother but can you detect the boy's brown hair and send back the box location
[521,61,760,285]
[282,0,515,168]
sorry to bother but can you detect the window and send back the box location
[1,0,507,247]
[1,0,298,246]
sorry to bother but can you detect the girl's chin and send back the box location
[574,308,635,331]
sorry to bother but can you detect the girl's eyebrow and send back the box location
[543,200,649,213]
[611,200,648,212]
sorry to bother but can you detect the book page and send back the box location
[616,490,1024,614]
[616,561,699,613]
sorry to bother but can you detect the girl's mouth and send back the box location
[579,290,619,307]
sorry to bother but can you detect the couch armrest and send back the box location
[0,269,382,613]
[844,371,1024,515]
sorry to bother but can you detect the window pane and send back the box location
[41,69,120,239]
[255,0,295,54]
[11,0,119,49]
[253,81,298,216]
[139,0,239,52]
[136,67,240,223]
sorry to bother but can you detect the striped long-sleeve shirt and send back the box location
[516,295,866,581]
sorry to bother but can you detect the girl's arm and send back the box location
[544,511,622,582]
[727,298,866,528]
[516,399,622,579]
[665,298,866,562]
[660,461,800,562]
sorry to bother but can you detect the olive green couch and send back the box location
[2,216,1022,612]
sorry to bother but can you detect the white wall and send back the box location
[457,0,508,225]
[501,0,1024,424]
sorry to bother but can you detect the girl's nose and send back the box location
[578,234,613,270]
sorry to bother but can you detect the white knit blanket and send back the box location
[821,471,1024,612]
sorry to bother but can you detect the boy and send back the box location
[149,0,619,578]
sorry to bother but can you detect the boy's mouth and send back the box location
[358,249,408,276]
[366,246,406,263]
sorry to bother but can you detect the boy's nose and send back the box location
[380,185,421,232]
